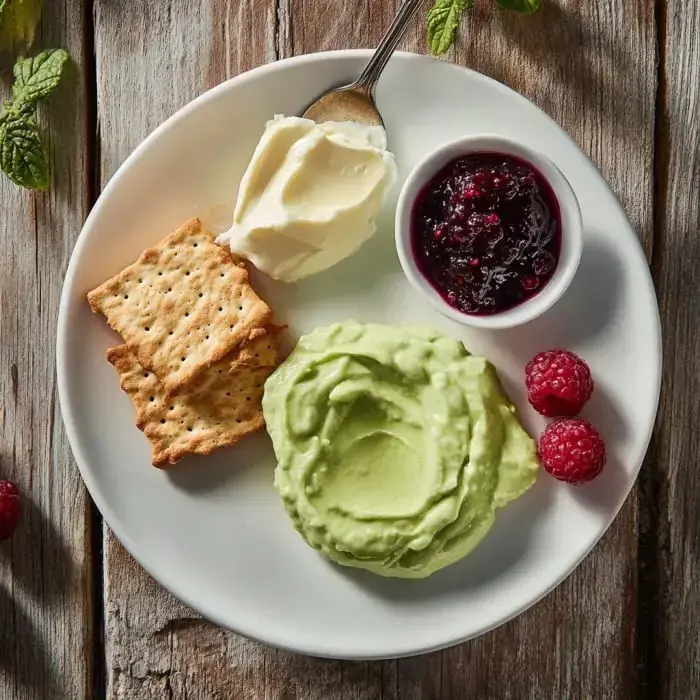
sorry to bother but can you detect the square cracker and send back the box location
[107,327,282,467]
[88,218,271,395]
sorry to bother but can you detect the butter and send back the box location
[216,116,397,282]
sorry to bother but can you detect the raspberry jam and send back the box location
[411,152,561,316]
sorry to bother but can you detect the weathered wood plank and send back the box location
[93,2,278,698]
[98,1,656,698]
[647,0,700,697]
[106,540,400,700]
[0,2,93,699]
[429,3,656,698]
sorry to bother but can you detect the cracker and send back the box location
[88,218,272,395]
[107,328,281,467]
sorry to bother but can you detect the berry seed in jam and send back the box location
[411,153,561,316]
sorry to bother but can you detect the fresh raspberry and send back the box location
[0,480,21,541]
[525,349,593,417]
[538,418,606,484]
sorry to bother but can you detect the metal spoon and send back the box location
[302,0,426,127]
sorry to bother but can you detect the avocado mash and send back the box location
[263,321,539,578]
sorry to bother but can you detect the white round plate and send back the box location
[57,51,661,659]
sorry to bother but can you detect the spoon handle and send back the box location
[354,0,426,92]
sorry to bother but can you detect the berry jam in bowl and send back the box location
[395,135,583,330]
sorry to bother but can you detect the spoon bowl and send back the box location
[301,0,425,125]
[303,84,383,127]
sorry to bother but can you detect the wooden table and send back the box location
[0,0,697,697]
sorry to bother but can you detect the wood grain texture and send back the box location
[0,2,93,699]
[93,1,274,698]
[429,3,656,698]
[647,0,700,697]
[96,1,657,698]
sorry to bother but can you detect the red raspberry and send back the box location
[525,349,593,417]
[0,480,21,541]
[538,418,606,484]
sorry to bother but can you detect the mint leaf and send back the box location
[0,49,67,190]
[494,0,542,13]
[427,0,473,56]
[11,49,69,110]
[0,0,43,51]
[0,112,48,189]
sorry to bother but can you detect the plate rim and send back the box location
[56,49,663,660]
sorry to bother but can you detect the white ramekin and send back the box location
[395,134,583,330]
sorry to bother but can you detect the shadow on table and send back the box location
[0,497,76,603]
[0,494,72,699]
[0,584,65,699]
[459,0,652,155]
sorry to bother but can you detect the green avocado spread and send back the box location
[263,321,539,578]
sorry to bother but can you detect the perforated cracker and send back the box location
[107,328,281,467]
[88,218,272,395]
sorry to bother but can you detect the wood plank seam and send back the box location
[645,0,700,696]
[82,0,108,697]
[636,3,668,698]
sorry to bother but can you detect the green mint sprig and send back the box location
[0,48,68,190]
[427,0,474,57]
[427,0,542,56]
